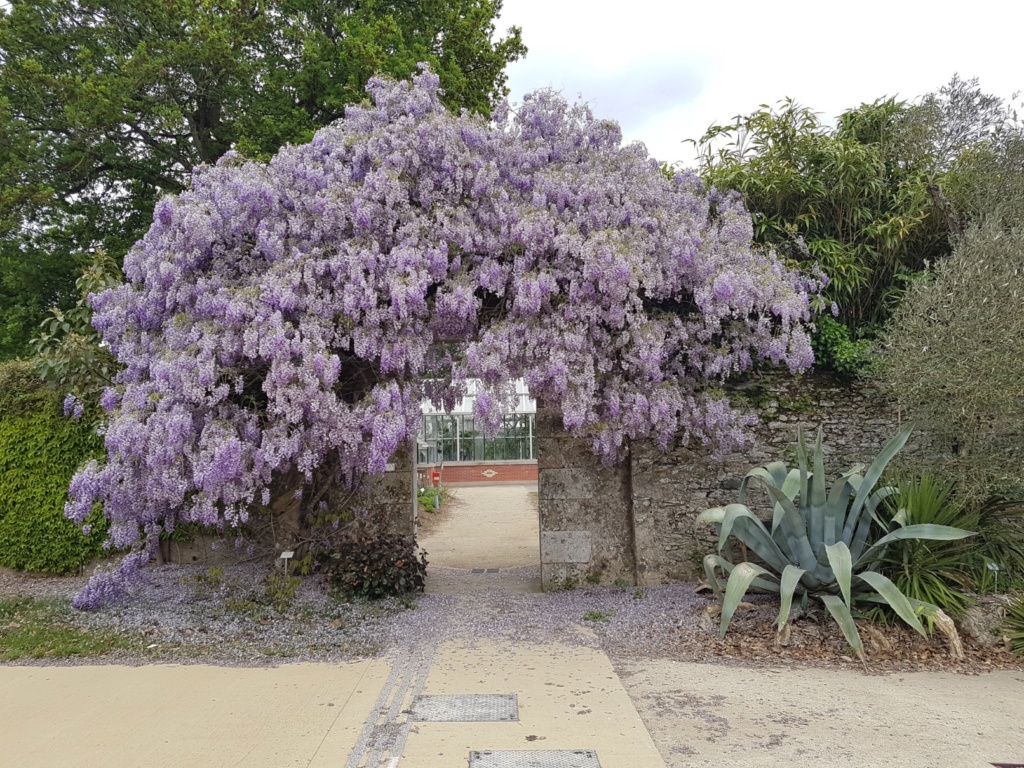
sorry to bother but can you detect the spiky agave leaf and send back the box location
[761,484,819,575]
[849,485,900,561]
[819,594,864,660]
[808,428,827,548]
[698,504,792,574]
[855,571,927,637]
[825,541,854,607]
[843,425,913,542]
[854,523,974,568]
[720,562,772,637]
[703,553,781,596]
[775,564,807,631]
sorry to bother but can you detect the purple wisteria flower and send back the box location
[66,65,821,607]
[63,393,84,422]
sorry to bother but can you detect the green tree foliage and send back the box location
[693,97,948,331]
[0,361,108,572]
[877,221,1024,502]
[0,0,525,359]
[32,249,122,401]
[915,76,1024,232]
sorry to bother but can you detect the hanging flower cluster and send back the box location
[67,67,820,607]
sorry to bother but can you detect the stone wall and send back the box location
[535,374,908,587]
[630,374,908,583]
[536,409,636,589]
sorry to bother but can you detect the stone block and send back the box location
[540,530,592,564]
[538,467,628,501]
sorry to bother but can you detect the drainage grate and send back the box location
[468,750,601,768]
[408,694,518,722]
[470,568,501,573]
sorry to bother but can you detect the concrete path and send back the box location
[0,641,665,768]
[6,644,1023,767]
[1,662,391,767]
[617,659,1024,768]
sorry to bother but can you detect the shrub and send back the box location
[1007,596,1024,654]
[873,475,976,617]
[0,361,107,572]
[417,486,449,515]
[877,221,1024,503]
[972,497,1024,591]
[322,530,428,600]
[263,571,302,611]
[699,426,973,661]
[810,315,873,379]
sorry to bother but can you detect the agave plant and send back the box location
[698,425,974,661]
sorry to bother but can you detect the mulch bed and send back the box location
[610,595,1024,675]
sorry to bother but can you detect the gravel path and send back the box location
[5,560,1021,674]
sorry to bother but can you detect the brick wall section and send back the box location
[418,461,538,485]
[536,408,636,589]
[535,375,911,587]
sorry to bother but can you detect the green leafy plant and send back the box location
[264,571,302,611]
[1007,596,1024,654]
[32,250,122,404]
[583,610,614,623]
[0,361,108,573]
[972,496,1024,590]
[872,475,977,617]
[877,221,1024,504]
[417,485,451,514]
[322,530,428,600]
[699,425,974,662]
[811,315,873,378]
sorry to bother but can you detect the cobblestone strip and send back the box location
[344,643,435,768]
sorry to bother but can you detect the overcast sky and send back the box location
[497,0,1021,166]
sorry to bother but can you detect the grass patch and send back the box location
[582,609,615,623]
[0,597,135,661]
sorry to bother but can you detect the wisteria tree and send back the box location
[66,67,822,607]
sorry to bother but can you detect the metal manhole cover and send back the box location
[408,694,518,722]
[468,750,601,768]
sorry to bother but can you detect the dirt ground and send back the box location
[417,483,539,570]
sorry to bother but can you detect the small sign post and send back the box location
[431,470,441,510]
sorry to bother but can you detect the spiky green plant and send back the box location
[698,425,974,661]
[1007,596,1024,654]
[873,474,977,617]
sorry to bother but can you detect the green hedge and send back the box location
[0,361,108,572]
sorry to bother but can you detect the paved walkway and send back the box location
[6,638,1023,767]
[1,640,665,768]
